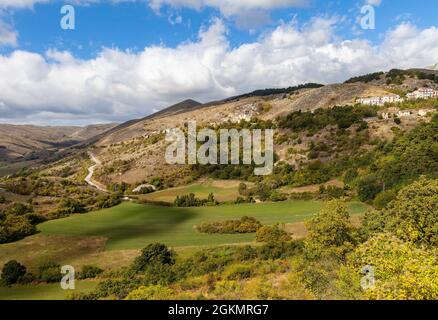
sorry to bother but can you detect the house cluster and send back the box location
[406,87,438,100]
[357,87,438,106]
[356,94,403,106]
[381,109,429,120]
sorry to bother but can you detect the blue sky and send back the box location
[1,0,438,125]
[3,0,438,58]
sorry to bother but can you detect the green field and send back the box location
[38,201,368,250]
[0,280,97,300]
[138,180,243,203]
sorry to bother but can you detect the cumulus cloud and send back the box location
[148,0,309,16]
[1,17,438,125]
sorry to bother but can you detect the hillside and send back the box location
[0,123,116,163]
[84,70,436,186]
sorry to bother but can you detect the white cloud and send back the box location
[366,0,382,6]
[1,18,438,125]
[148,0,309,16]
[0,18,17,46]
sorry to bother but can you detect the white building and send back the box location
[418,110,428,117]
[407,87,438,100]
[397,111,411,118]
[357,94,403,106]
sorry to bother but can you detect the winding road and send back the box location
[85,152,108,193]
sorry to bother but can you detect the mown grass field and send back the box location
[37,201,368,250]
[138,180,244,203]
[0,280,97,300]
[0,200,368,300]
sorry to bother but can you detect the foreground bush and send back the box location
[346,233,438,300]
[1,260,26,286]
[125,285,175,300]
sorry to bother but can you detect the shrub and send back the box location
[196,217,262,234]
[225,264,253,280]
[174,193,218,207]
[257,241,303,260]
[385,177,438,246]
[37,262,62,283]
[304,200,356,260]
[0,195,5,204]
[126,285,175,300]
[270,191,288,202]
[79,265,104,279]
[357,175,382,202]
[1,260,26,286]
[373,190,396,209]
[0,215,36,244]
[132,243,176,273]
[255,224,291,243]
[347,233,438,300]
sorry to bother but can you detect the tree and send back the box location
[346,233,438,300]
[1,260,26,286]
[385,177,438,246]
[373,190,396,209]
[357,175,382,202]
[132,243,176,272]
[304,200,356,260]
[238,183,248,196]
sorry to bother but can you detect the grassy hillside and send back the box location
[37,201,368,250]
[0,280,97,300]
[138,180,244,203]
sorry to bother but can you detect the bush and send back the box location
[357,175,382,202]
[347,233,438,300]
[257,241,303,260]
[0,195,5,204]
[79,265,104,279]
[385,177,438,246]
[37,262,62,283]
[132,243,176,273]
[225,264,253,280]
[174,193,218,207]
[304,200,356,260]
[0,215,36,244]
[255,224,291,243]
[373,190,396,209]
[270,191,288,202]
[1,260,26,286]
[126,285,175,300]
[196,217,262,234]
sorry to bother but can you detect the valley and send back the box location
[0,67,437,300]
